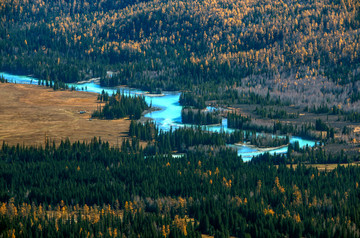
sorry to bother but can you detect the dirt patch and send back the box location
[0,83,131,147]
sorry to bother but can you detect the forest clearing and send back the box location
[0,83,130,147]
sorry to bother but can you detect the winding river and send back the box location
[1,72,315,161]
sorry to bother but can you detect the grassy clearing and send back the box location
[0,83,131,147]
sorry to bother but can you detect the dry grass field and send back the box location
[0,83,131,147]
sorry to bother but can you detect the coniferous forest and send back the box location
[1,0,360,111]
[1,138,360,237]
[2,0,360,237]
[92,90,149,120]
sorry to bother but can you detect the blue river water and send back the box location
[1,72,315,161]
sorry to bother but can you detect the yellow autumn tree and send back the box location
[292,185,302,206]
[173,215,187,236]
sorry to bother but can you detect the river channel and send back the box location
[1,72,316,161]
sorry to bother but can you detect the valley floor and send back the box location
[0,83,131,147]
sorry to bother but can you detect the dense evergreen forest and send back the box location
[92,90,149,120]
[1,139,360,237]
[1,0,360,111]
[181,108,221,125]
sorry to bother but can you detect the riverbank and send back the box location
[138,107,163,124]
[235,142,289,152]
[144,92,165,97]
[76,77,100,84]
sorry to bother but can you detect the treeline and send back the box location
[255,143,360,165]
[226,112,335,141]
[227,112,251,130]
[306,104,360,123]
[305,104,343,115]
[181,89,284,108]
[249,134,289,148]
[181,109,221,125]
[0,76,7,83]
[1,139,360,237]
[130,122,228,154]
[92,90,149,120]
[37,78,69,91]
[179,92,206,109]
[227,112,300,136]
[100,73,163,94]
[344,111,360,122]
[255,107,299,119]
[274,120,335,140]
[129,121,293,154]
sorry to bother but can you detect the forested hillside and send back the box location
[1,139,360,237]
[1,0,360,109]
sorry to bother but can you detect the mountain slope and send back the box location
[1,0,360,107]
